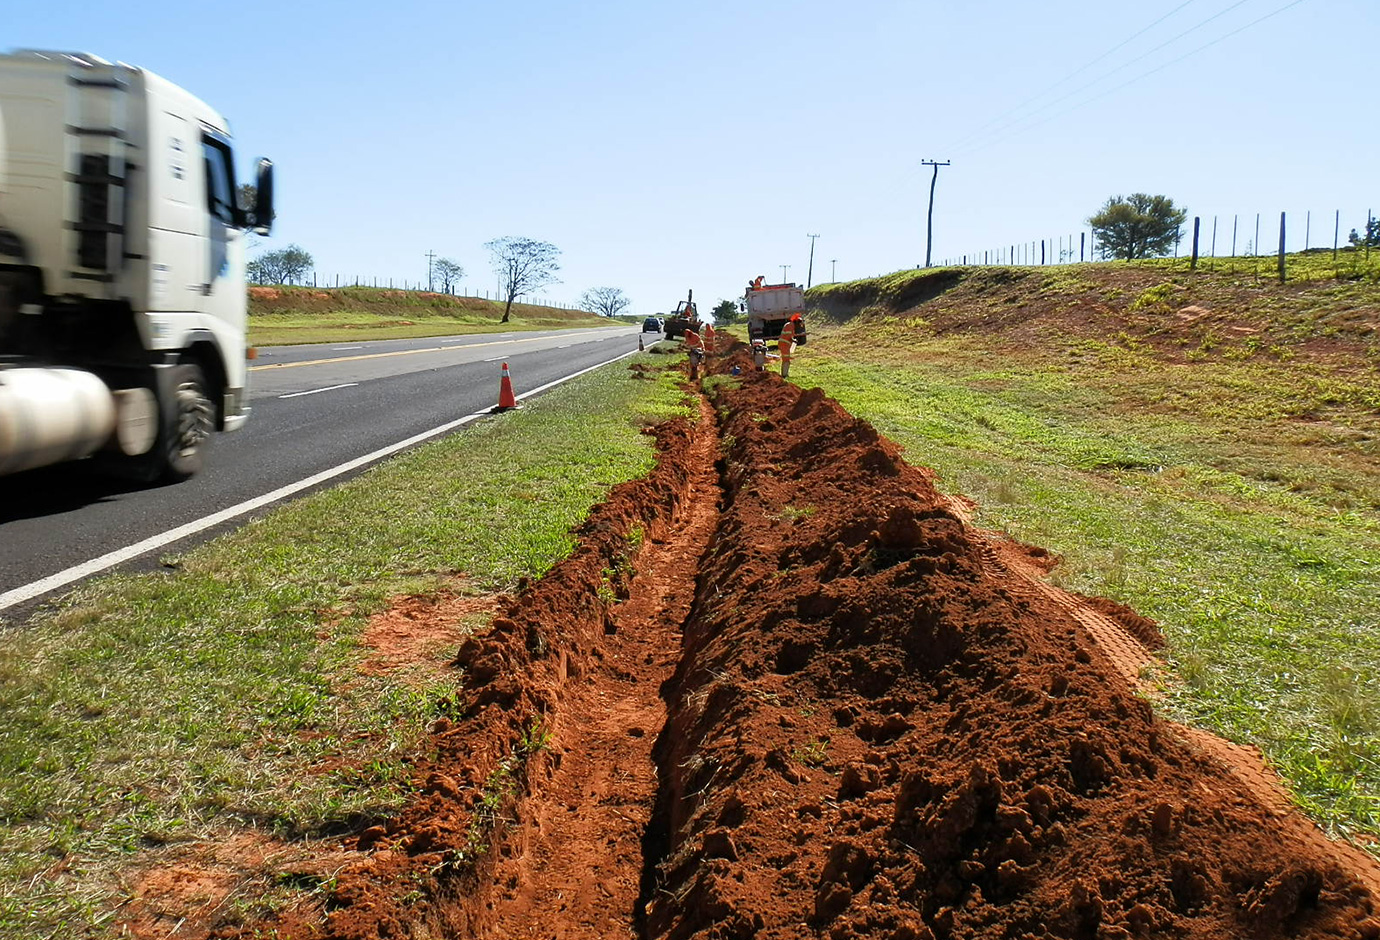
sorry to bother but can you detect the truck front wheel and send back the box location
[115,361,214,483]
[161,362,215,481]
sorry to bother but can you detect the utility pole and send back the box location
[921,159,950,267]
[780,264,790,284]
[806,234,820,288]
[425,249,436,292]
[830,259,837,283]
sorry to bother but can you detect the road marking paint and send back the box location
[250,329,623,372]
[557,344,572,349]
[278,383,359,399]
[0,346,641,613]
[482,356,505,362]
[332,345,364,350]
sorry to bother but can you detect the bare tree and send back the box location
[579,286,631,318]
[434,258,464,294]
[484,236,560,323]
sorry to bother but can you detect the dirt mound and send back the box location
[640,350,1377,939]
[806,266,1380,366]
[204,351,1379,940]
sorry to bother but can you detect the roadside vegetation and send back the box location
[798,257,1380,848]
[247,285,615,346]
[0,355,691,937]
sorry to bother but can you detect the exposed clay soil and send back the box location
[164,344,1380,939]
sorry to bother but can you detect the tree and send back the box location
[1088,194,1187,260]
[238,184,264,250]
[434,258,464,294]
[484,237,561,323]
[579,286,631,318]
[1347,219,1380,248]
[248,244,313,285]
[711,299,739,326]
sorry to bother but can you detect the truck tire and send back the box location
[113,361,214,484]
[160,361,215,481]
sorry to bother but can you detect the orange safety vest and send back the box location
[703,324,716,352]
[778,319,796,356]
[684,329,702,350]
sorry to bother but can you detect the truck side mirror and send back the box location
[252,159,275,235]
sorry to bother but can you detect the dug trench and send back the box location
[208,345,1380,940]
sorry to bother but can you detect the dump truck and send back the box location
[663,288,702,340]
[0,49,274,480]
[743,279,806,345]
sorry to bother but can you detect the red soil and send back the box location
[193,347,1379,940]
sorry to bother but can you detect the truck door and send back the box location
[201,135,235,290]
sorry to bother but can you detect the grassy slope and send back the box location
[0,354,690,936]
[796,259,1380,846]
[247,286,617,346]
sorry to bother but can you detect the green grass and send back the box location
[247,286,615,346]
[790,314,1380,848]
[0,354,690,937]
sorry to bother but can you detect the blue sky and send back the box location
[5,0,1375,314]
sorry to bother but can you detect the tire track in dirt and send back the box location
[481,397,723,939]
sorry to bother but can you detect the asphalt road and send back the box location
[0,324,646,616]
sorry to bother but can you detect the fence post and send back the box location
[1368,209,1374,265]
[1080,232,1085,262]
[1040,240,1045,265]
[1190,217,1201,270]
[1210,216,1218,270]
[1277,212,1287,283]
[1333,209,1340,268]
[1305,210,1310,250]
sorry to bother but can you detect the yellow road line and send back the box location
[249,330,621,372]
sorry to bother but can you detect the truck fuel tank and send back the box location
[0,367,117,475]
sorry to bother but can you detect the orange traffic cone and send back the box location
[494,361,519,412]
[704,324,716,354]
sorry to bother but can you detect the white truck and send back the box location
[743,280,806,344]
[0,50,273,481]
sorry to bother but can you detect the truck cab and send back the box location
[0,50,273,479]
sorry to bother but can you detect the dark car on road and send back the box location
[642,316,662,333]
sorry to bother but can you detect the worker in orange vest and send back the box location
[683,327,704,379]
[777,314,801,379]
[703,322,716,354]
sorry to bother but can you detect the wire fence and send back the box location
[935,208,1379,282]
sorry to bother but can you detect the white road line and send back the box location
[278,383,359,399]
[557,344,572,349]
[0,346,641,613]
[482,356,505,362]
[332,345,364,350]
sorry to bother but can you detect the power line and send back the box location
[946,0,1200,153]
[953,0,1258,157]
[957,0,1308,158]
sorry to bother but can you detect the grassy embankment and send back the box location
[0,353,690,937]
[247,285,620,346]
[795,254,1380,848]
